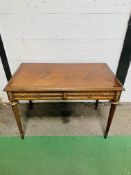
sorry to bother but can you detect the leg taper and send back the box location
[11,101,24,139]
[29,100,33,110]
[95,100,99,109]
[104,102,117,139]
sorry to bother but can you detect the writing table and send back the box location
[4,63,124,139]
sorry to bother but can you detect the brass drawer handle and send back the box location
[87,94,93,98]
[103,92,109,95]
[36,94,41,98]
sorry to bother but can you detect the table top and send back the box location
[4,63,124,92]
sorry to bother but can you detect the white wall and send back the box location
[0,0,131,102]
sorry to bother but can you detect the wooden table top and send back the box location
[4,63,124,92]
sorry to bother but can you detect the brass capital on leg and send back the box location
[111,101,118,105]
[10,101,18,106]
[9,100,24,139]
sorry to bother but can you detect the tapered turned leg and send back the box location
[95,100,99,109]
[11,101,24,139]
[104,102,117,139]
[29,100,33,110]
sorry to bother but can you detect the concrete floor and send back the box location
[0,102,131,137]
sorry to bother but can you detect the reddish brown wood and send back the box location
[4,63,123,92]
[11,102,24,139]
[3,63,124,139]
[104,102,117,138]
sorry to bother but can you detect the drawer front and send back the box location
[13,91,115,100]
[13,92,63,100]
[66,91,115,100]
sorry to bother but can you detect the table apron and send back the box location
[12,91,116,100]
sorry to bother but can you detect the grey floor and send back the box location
[0,102,131,137]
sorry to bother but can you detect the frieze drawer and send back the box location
[13,91,116,100]
[13,92,63,100]
[66,91,115,100]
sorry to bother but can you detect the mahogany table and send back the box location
[4,63,124,139]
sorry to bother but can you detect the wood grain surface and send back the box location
[4,63,124,92]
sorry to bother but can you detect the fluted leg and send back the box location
[11,101,24,139]
[104,102,117,139]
